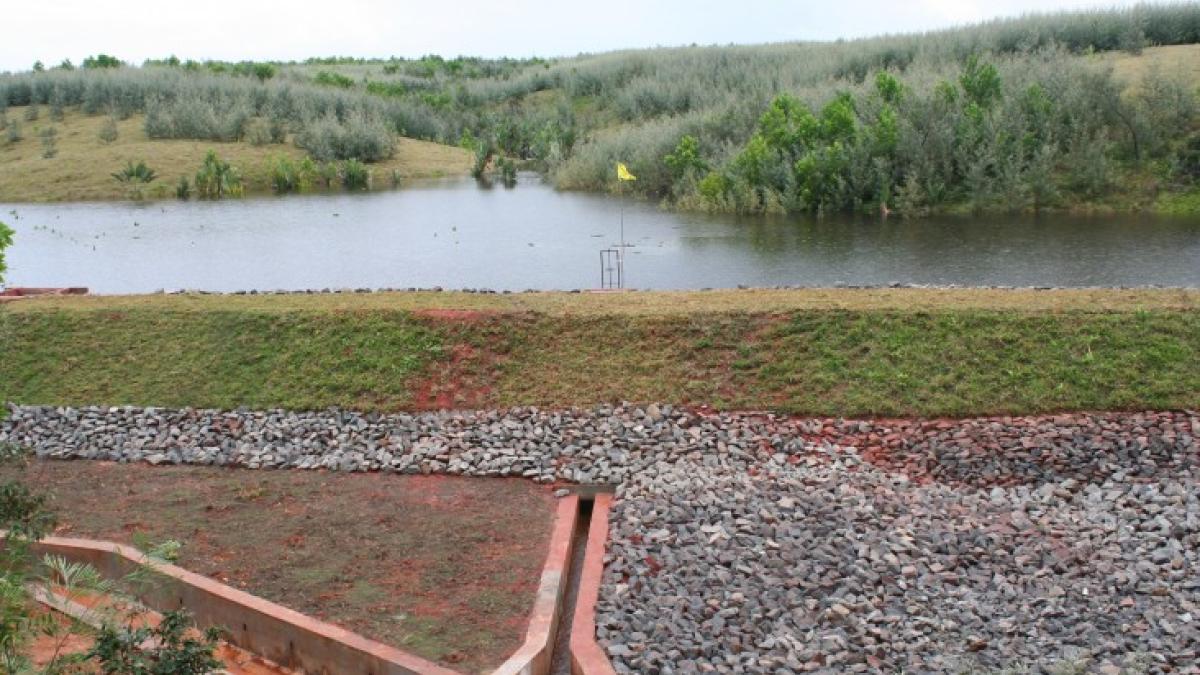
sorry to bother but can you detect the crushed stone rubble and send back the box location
[3,404,1198,673]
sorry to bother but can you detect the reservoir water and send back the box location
[5,175,1199,293]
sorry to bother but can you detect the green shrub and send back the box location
[663,135,708,180]
[295,113,395,162]
[145,95,250,142]
[88,609,222,674]
[269,155,314,193]
[23,104,38,121]
[496,156,517,187]
[245,117,274,146]
[366,81,407,97]
[176,175,191,199]
[250,62,276,81]
[340,159,371,190]
[194,150,243,198]
[4,119,20,143]
[0,479,57,542]
[1172,133,1200,185]
[98,116,119,143]
[112,160,158,184]
[317,160,339,188]
[314,71,355,88]
[112,160,157,199]
[471,140,494,179]
[82,54,123,69]
[0,221,13,286]
[39,126,58,158]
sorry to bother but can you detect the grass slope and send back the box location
[0,107,471,202]
[3,289,1198,417]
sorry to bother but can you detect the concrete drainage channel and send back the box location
[548,490,617,675]
[497,488,618,675]
[16,489,618,675]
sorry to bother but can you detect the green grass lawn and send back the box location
[3,289,1198,417]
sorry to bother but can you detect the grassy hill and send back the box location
[0,107,470,202]
[3,289,1198,416]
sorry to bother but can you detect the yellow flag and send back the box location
[617,163,637,181]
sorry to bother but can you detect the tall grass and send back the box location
[0,67,417,161]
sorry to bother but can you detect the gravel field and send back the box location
[3,404,1198,673]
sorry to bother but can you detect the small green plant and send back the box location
[1172,133,1200,185]
[89,609,222,674]
[471,141,494,179]
[113,160,158,184]
[317,160,339,188]
[6,119,22,143]
[496,156,517,187]
[663,135,708,180]
[340,159,371,190]
[314,70,355,88]
[176,175,191,200]
[98,116,119,144]
[22,105,38,122]
[39,126,58,158]
[0,221,12,288]
[390,168,403,188]
[113,160,158,199]
[194,150,243,198]
[0,454,59,673]
[268,155,314,194]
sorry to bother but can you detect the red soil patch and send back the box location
[25,608,95,671]
[411,343,497,410]
[3,461,557,673]
[410,311,513,410]
[412,308,496,322]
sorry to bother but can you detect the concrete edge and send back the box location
[493,494,581,675]
[28,583,292,674]
[570,494,617,675]
[22,535,459,675]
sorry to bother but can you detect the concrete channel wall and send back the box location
[29,536,457,675]
[10,492,619,675]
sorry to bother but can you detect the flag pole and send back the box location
[619,185,625,289]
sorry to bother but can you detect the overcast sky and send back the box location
[3,0,1146,72]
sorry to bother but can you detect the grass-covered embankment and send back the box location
[2,289,1198,417]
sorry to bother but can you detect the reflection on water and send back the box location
[5,174,1200,293]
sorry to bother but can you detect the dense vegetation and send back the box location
[2,290,1198,416]
[3,4,1200,212]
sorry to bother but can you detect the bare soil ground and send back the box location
[2,460,557,673]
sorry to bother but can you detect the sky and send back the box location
[2,0,1147,71]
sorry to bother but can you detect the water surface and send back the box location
[5,175,1199,293]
